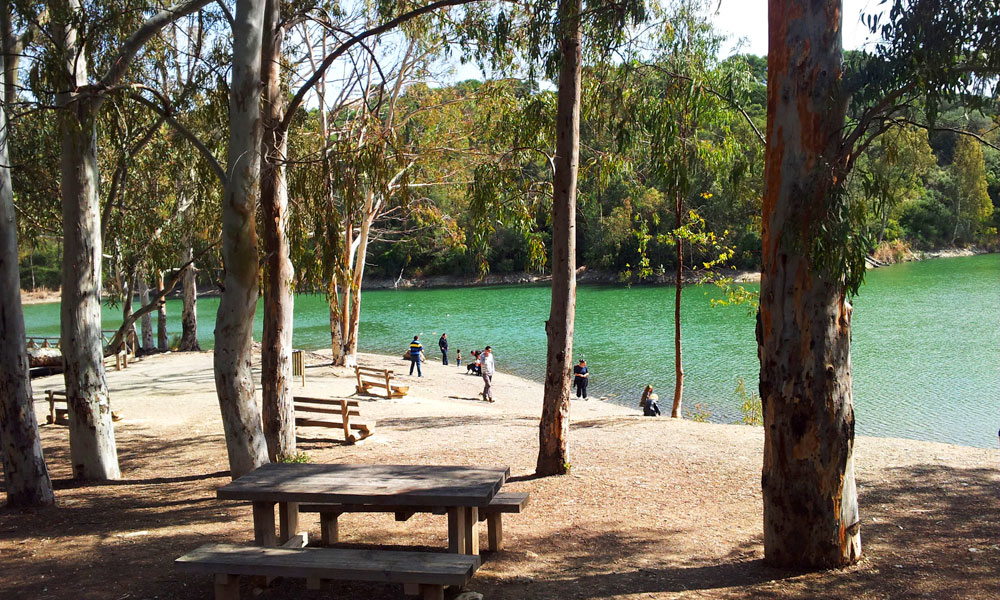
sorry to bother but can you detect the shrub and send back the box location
[734,377,762,426]
[685,403,711,423]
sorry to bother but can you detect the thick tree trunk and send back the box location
[671,194,684,418]
[260,0,294,461]
[178,245,200,351]
[759,0,860,568]
[0,44,55,507]
[214,0,269,479]
[55,1,120,479]
[156,272,168,351]
[537,0,581,477]
[138,275,154,352]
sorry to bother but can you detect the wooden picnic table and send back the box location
[217,463,509,556]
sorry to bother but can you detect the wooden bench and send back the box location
[45,390,69,425]
[300,491,529,552]
[175,543,480,600]
[355,365,409,399]
[294,397,374,444]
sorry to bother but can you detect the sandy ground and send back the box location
[2,350,998,600]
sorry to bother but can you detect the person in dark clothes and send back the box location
[640,385,661,416]
[408,335,424,377]
[573,359,590,399]
[439,333,449,365]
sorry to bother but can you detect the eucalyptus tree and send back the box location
[0,0,53,507]
[759,0,1000,568]
[20,0,214,480]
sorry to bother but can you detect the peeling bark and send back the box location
[138,274,154,352]
[156,272,168,351]
[214,0,269,479]
[759,0,861,568]
[537,0,581,477]
[178,245,200,351]
[260,0,294,461]
[671,191,684,418]
[0,36,54,506]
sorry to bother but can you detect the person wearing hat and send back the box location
[573,359,590,399]
[640,384,661,417]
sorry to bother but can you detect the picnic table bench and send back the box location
[176,544,479,600]
[45,390,69,425]
[355,365,409,398]
[294,396,374,444]
[300,491,529,552]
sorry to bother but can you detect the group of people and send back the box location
[406,334,496,402]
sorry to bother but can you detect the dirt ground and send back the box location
[2,350,998,599]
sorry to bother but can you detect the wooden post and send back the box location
[214,574,239,600]
[403,583,420,596]
[252,501,277,547]
[291,350,304,386]
[384,370,391,396]
[488,513,504,551]
[464,507,479,555]
[420,585,445,600]
[447,507,467,554]
[320,512,339,545]
[340,400,350,441]
[278,501,299,544]
[354,365,363,394]
[47,390,56,424]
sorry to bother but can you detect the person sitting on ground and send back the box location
[639,384,661,416]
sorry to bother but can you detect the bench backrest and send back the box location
[294,397,359,408]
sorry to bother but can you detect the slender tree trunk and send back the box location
[214,0,269,479]
[343,191,374,367]
[329,282,346,365]
[55,0,119,480]
[259,0,294,461]
[671,193,684,418]
[178,245,200,351]
[759,0,860,568]
[121,271,138,354]
[537,0,581,477]
[138,274,154,352]
[156,271,168,351]
[0,39,55,507]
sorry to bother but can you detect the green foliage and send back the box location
[685,402,711,423]
[951,134,994,242]
[277,452,312,464]
[734,377,762,426]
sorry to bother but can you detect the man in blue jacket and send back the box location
[439,333,449,365]
[409,336,423,377]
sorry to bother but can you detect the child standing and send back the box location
[456,349,462,367]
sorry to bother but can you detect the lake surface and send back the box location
[22,254,1000,448]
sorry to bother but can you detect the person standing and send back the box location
[480,345,495,402]
[439,333,449,365]
[408,335,424,377]
[573,359,589,399]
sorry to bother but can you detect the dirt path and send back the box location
[2,351,997,599]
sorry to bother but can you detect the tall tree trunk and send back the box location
[138,274,154,352]
[343,191,374,367]
[759,0,860,568]
[55,0,120,480]
[328,282,346,365]
[121,271,138,354]
[537,0,581,477]
[178,245,200,351]
[671,193,684,418]
[0,34,55,506]
[156,271,168,351]
[259,0,294,461]
[214,0,269,479]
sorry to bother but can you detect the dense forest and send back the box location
[15,25,999,292]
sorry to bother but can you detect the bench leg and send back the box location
[447,507,467,554]
[306,577,322,590]
[252,502,277,547]
[320,512,340,545]
[420,584,445,600]
[278,502,299,545]
[215,574,239,600]
[464,507,479,555]
[403,583,420,596]
[487,513,503,551]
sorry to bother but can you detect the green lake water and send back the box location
[22,254,1000,448]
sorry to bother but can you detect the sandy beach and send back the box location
[2,350,997,599]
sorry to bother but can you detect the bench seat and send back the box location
[176,543,480,600]
[300,491,529,552]
[294,397,374,444]
[355,365,409,398]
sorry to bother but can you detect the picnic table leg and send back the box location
[447,507,467,554]
[214,574,240,600]
[320,512,340,545]
[420,584,445,600]
[487,513,504,551]
[463,507,479,555]
[252,501,277,547]
[278,502,299,545]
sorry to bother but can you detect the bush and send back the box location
[685,402,711,423]
[872,239,914,264]
[734,377,762,426]
[899,196,952,248]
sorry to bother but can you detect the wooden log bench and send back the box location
[294,397,374,444]
[45,390,69,425]
[175,543,480,600]
[355,365,409,399]
[300,491,529,552]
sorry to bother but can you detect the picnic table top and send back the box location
[217,463,510,507]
